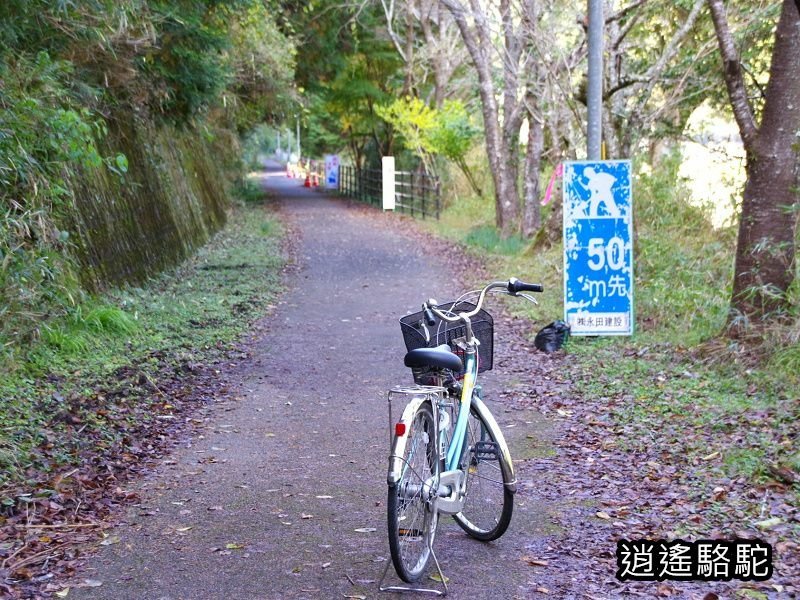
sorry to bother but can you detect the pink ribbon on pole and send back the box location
[541,163,564,206]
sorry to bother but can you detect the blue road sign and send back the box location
[563,160,634,336]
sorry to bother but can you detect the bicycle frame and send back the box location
[387,352,515,516]
[445,344,477,471]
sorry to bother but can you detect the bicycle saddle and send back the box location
[404,344,463,372]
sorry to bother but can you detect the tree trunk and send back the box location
[732,147,799,320]
[522,115,544,238]
[440,0,522,237]
[708,0,800,326]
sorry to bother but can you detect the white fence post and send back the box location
[382,156,395,211]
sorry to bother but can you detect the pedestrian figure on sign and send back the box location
[582,167,621,217]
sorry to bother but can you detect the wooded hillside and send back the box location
[1,0,295,355]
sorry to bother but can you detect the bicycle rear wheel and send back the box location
[453,401,514,541]
[387,401,439,582]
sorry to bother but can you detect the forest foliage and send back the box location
[1,0,296,355]
[285,0,797,330]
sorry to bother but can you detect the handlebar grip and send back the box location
[508,277,544,295]
[423,307,437,326]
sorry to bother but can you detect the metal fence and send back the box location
[339,166,382,207]
[395,170,441,219]
[338,165,441,219]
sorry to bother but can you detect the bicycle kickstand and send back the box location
[378,546,448,597]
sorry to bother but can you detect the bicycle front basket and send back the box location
[399,301,494,376]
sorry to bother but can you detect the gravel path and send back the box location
[72,165,557,599]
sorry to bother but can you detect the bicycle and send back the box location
[379,278,543,595]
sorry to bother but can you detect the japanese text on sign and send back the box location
[563,160,633,335]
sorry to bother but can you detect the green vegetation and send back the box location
[429,150,799,493]
[0,201,284,495]
[377,98,481,191]
[1,0,295,355]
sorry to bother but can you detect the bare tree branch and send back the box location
[707,0,758,148]
[379,0,408,62]
[611,9,642,50]
[606,0,649,25]
[633,0,705,114]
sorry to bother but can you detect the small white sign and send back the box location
[382,156,395,211]
[324,154,340,189]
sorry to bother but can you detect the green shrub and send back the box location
[633,152,736,343]
[0,52,102,350]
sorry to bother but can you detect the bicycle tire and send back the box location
[387,401,439,582]
[453,400,514,541]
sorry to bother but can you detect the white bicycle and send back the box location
[381,278,543,595]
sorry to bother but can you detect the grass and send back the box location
[0,200,284,493]
[426,150,800,496]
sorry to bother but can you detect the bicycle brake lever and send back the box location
[519,292,539,305]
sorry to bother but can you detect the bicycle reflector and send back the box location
[395,422,407,436]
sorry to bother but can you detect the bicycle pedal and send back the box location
[398,528,424,539]
[474,440,499,460]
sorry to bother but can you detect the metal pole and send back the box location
[587,0,603,160]
[296,115,301,159]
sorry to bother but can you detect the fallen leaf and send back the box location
[354,527,376,533]
[523,556,549,567]
[735,590,768,600]
[596,511,611,520]
[100,535,121,546]
[225,543,245,550]
[176,526,193,532]
[656,582,674,596]
[754,517,782,530]
[55,590,70,598]
[83,580,102,588]
[429,573,449,583]
[301,514,313,519]
[316,495,333,499]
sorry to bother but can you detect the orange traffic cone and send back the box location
[304,173,311,187]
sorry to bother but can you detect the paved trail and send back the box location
[74,165,555,599]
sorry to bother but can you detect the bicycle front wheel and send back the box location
[453,400,514,541]
[387,401,439,582]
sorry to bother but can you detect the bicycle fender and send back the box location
[470,395,517,493]
[387,396,429,487]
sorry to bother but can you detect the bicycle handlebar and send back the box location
[507,277,544,295]
[424,278,542,323]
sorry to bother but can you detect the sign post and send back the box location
[563,160,633,335]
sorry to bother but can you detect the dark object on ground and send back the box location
[534,320,570,353]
